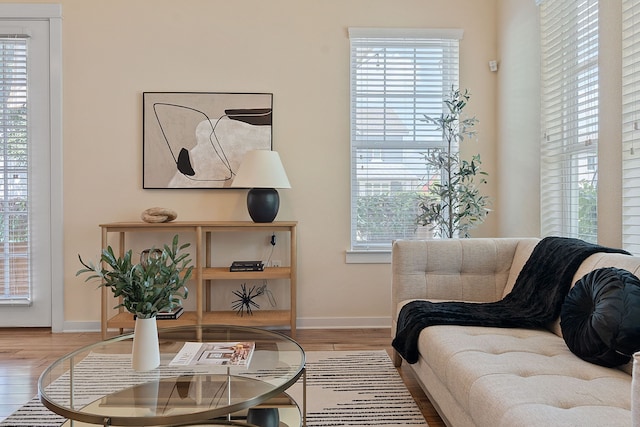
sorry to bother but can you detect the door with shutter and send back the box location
[0,17,55,327]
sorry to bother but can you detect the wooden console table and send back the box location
[98,221,297,339]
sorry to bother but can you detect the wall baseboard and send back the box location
[62,316,392,333]
[296,316,391,329]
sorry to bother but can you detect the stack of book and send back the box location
[230,260,265,272]
[134,306,184,320]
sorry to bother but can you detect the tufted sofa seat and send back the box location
[392,238,640,427]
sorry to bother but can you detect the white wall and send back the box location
[496,0,540,237]
[3,0,501,330]
[597,0,622,248]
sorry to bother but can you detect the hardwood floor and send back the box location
[0,327,445,426]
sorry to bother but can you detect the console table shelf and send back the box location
[98,221,297,339]
[106,310,293,330]
[203,266,291,280]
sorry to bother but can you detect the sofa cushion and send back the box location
[417,324,631,427]
[560,267,640,367]
[391,239,524,304]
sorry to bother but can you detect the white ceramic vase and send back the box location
[131,316,160,371]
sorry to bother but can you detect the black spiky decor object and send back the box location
[232,283,260,316]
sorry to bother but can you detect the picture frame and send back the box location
[142,92,273,189]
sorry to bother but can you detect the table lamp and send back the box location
[232,150,291,223]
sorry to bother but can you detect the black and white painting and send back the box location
[143,92,273,189]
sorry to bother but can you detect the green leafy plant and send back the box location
[356,191,420,243]
[578,179,597,243]
[416,88,490,238]
[77,234,193,318]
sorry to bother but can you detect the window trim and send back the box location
[348,27,463,41]
[345,249,391,264]
[0,4,62,330]
[539,0,599,242]
[348,27,462,259]
[622,0,640,254]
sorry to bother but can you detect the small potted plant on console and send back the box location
[77,234,193,371]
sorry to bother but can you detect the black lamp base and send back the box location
[247,188,280,223]
[246,407,280,427]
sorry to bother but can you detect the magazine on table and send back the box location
[169,341,255,367]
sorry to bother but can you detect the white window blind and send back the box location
[539,0,599,243]
[0,35,30,302]
[623,0,640,254]
[349,28,461,250]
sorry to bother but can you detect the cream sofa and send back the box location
[391,238,640,427]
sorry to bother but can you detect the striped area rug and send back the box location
[291,350,427,426]
[1,350,427,427]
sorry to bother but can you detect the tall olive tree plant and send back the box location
[416,88,490,238]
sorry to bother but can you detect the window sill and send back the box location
[345,250,391,264]
[0,298,31,306]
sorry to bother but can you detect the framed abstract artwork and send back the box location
[142,92,273,189]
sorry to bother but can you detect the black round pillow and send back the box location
[560,267,640,367]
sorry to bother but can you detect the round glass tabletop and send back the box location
[38,325,305,426]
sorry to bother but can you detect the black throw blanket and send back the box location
[392,236,630,364]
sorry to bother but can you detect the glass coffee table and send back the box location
[38,325,306,426]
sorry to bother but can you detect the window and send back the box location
[348,28,462,253]
[539,0,599,243]
[0,35,29,301]
[623,0,640,254]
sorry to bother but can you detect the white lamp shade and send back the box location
[232,150,291,189]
